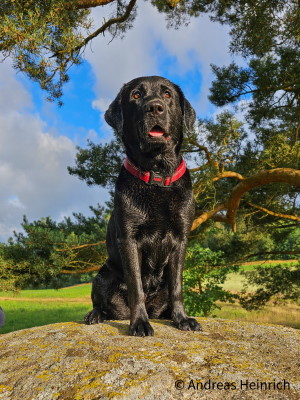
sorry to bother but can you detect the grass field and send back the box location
[0,284,91,300]
[0,261,299,334]
[213,302,300,329]
[0,285,92,334]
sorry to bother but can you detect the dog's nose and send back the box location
[145,100,165,115]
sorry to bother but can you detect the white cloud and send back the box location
[86,2,232,117]
[0,62,32,113]
[0,61,109,242]
[92,98,110,113]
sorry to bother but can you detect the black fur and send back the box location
[85,76,202,336]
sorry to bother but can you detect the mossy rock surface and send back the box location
[0,318,299,399]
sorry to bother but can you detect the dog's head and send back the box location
[105,76,196,158]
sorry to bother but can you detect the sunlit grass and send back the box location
[214,302,300,330]
[0,300,91,334]
[0,283,91,299]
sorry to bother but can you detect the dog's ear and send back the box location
[174,84,196,135]
[104,86,125,136]
[183,98,196,134]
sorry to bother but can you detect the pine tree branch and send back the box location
[166,0,182,7]
[191,202,228,231]
[65,0,116,10]
[65,0,182,9]
[226,168,300,231]
[74,0,137,52]
[229,82,300,102]
[48,0,137,58]
[237,251,300,262]
[191,168,300,232]
[55,241,105,252]
[247,202,300,222]
[212,171,244,182]
[185,138,214,165]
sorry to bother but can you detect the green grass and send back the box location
[222,272,251,292]
[0,284,93,334]
[238,260,298,272]
[0,283,91,299]
[222,261,298,292]
[214,302,300,330]
[0,301,91,334]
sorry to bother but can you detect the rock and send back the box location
[0,318,299,400]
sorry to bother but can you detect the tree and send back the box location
[197,0,300,233]
[183,243,238,316]
[0,206,108,290]
[239,263,300,310]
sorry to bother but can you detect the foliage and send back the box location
[0,206,108,291]
[0,0,91,104]
[183,243,238,316]
[239,263,300,310]
[202,222,274,262]
[0,0,137,104]
[207,1,300,170]
[68,138,125,188]
[277,228,300,255]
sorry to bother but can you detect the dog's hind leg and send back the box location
[84,271,106,324]
[84,263,130,324]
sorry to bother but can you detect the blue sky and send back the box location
[0,2,232,241]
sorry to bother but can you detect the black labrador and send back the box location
[85,76,201,336]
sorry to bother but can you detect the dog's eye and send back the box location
[164,90,171,99]
[132,91,141,100]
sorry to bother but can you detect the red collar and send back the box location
[123,157,186,187]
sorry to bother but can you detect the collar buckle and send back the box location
[146,171,170,187]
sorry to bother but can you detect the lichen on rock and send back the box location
[0,318,299,399]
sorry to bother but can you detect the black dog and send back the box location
[85,76,201,336]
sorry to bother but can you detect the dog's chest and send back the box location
[120,184,194,240]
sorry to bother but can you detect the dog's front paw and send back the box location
[175,317,202,332]
[129,319,154,337]
[84,308,103,325]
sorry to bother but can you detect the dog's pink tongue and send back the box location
[149,130,164,137]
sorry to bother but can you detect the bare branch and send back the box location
[191,168,300,232]
[74,0,137,52]
[65,0,116,10]
[191,202,228,231]
[226,168,300,231]
[61,265,100,274]
[185,138,214,165]
[247,202,300,222]
[212,171,244,182]
[55,241,106,252]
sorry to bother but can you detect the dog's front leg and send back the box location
[169,241,202,331]
[117,239,154,337]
